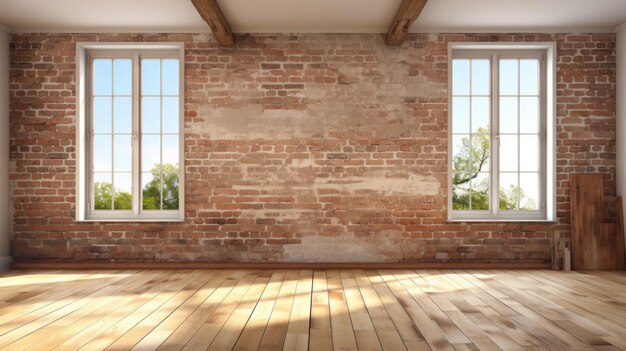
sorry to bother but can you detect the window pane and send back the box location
[451,135,468,172]
[142,135,161,171]
[113,59,132,96]
[520,59,539,96]
[93,135,112,172]
[162,59,179,96]
[162,97,179,133]
[470,172,489,210]
[471,96,490,132]
[452,59,470,95]
[499,135,518,172]
[499,97,518,134]
[499,59,518,95]
[162,135,179,166]
[471,59,490,96]
[452,184,470,210]
[142,172,161,210]
[499,172,519,210]
[162,172,180,210]
[520,97,539,133]
[519,173,539,210]
[114,173,132,210]
[114,97,132,134]
[93,59,112,95]
[142,97,161,133]
[452,97,470,133]
[519,135,539,172]
[472,132,490,171]
[142,59,160,95]
[93,97,112,133]
[114,135,132,172]
[93,172,112,210]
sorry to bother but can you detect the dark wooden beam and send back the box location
[386,0,428,46]
[190,0,235,47]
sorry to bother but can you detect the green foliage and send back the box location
[142,164,180,210]
[452,129,535,210]
[93,163,179,211]
[93,181,132,210]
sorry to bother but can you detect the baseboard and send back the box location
[0,256,12,271]
[10,260,551,270]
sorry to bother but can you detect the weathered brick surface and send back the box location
[8,33,616,263]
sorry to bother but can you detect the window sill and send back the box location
[77,213,184,223]
[77,218,184,223]
[447,219,557,223]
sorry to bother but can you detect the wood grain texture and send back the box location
[570,174,625,270]
[386,0,428,46]
[1,269,626,350]
[190,0,235,47]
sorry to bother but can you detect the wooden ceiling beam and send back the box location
[190,0,235,47]
[386,0,428,46]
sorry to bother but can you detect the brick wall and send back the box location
[8,33,616,263]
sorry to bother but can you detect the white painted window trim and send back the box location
[447,42,556,222]
[75,43,185,222]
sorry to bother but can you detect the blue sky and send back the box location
[92,58,180,197]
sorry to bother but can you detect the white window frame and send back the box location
[75,43,185,222]
[448,43,556,222]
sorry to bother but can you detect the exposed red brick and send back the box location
[8,33,616,263]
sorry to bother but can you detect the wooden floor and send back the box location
[0,270,626,350]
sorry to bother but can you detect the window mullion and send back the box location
[491,54,500,217]
[540,55,547,217]
[132,54,141,215]
[87,56,93,215]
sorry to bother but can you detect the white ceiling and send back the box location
[0,0,625,33]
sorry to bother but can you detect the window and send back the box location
[76,44,184,221]
[448,43,555,221]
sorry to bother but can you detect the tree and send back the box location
[142,164,180,210]
[93,163,179,211]
[93,181,132,210]
[452,129,535,210]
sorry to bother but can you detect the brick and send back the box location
[8,32,616,264]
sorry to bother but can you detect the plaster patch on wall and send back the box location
[283,235,387,262]
[314,173,440,196]
[234,169,440,197]
[199,105,327,139]
[192,37,445,140]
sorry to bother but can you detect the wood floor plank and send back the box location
[0,270,132,328]
[232,270,287,351]
[381,271,471,348]
[157,270,248,351]
[52,271,182,351]
[0,270,134,348]
[377,269,454,351]
[362,270,430,351]
[339,270,383,351]
[79,270,206,351]
[13,270,168,351]
[326,269,359,351]
[206,271,274,351]
[131,270,233,351]
[282,270,313,351]
[439,271,548,351]
[465,270,596,350]
[308,270,333,351]
[415,270,515,351]
[257,270,300,351]
[1,269,625,351]
[180,270,262,351]
[351,270,408,351]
